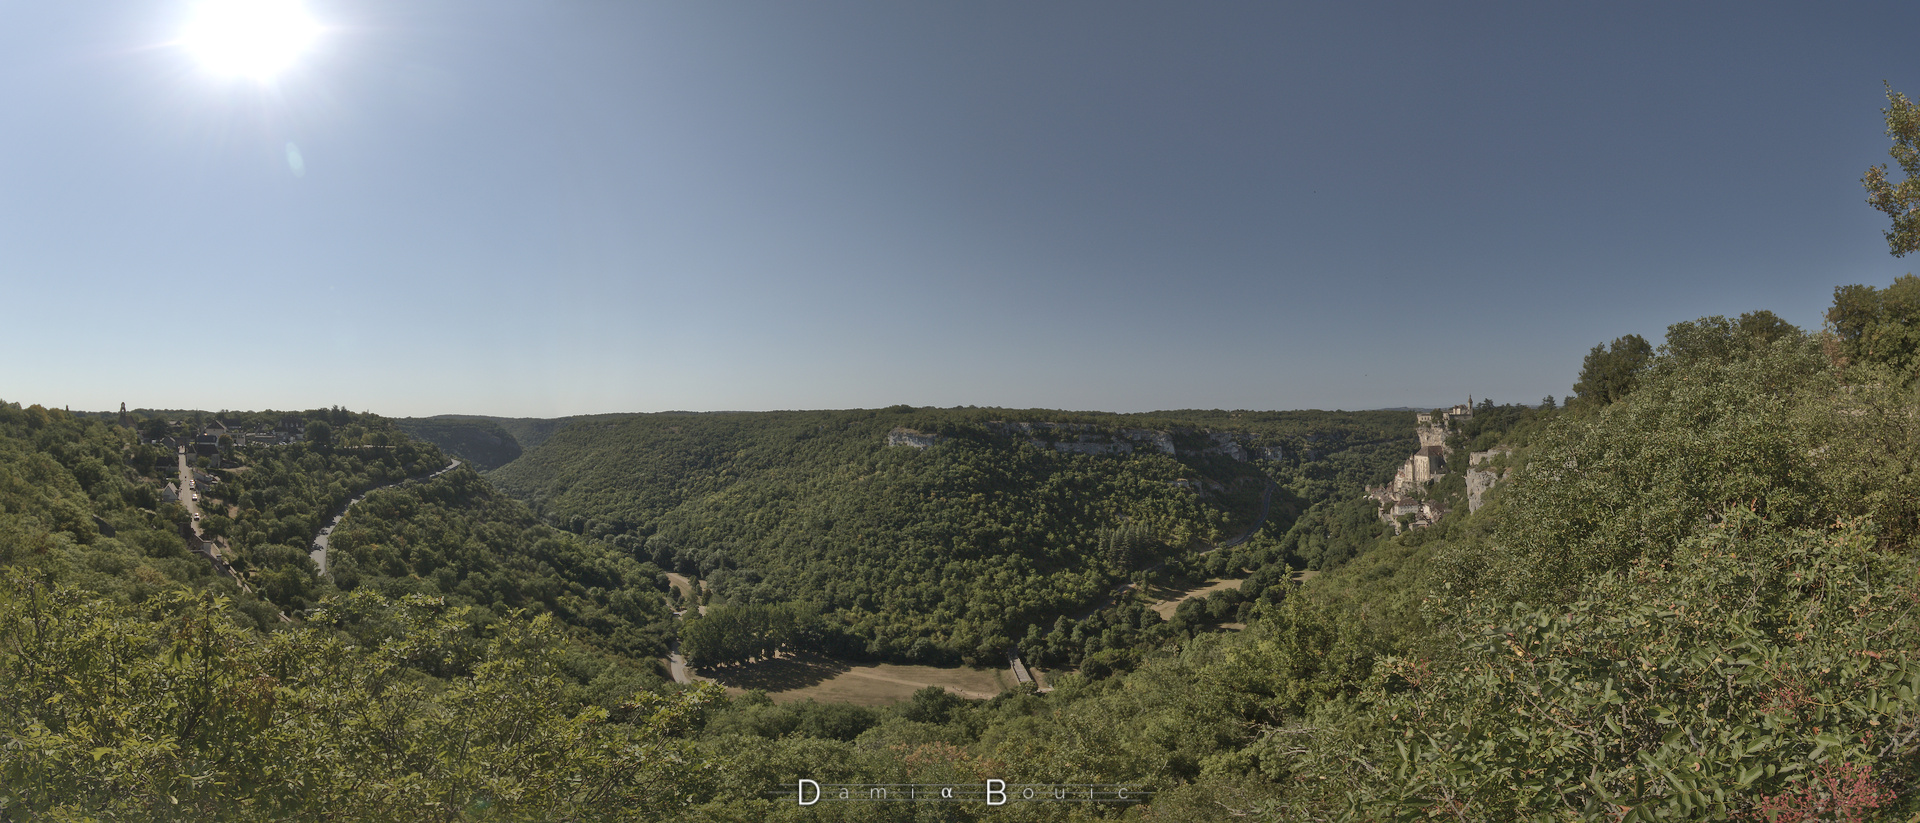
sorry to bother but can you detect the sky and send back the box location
[5,1,1918,419]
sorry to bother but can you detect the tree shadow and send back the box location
[700,651,854,692]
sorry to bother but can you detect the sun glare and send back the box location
[182,0,321,81]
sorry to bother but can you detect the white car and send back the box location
[192,493,199,502]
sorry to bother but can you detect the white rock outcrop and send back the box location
[886,427,941,449]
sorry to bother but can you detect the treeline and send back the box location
[679,602,823,668]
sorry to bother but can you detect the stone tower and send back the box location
[119,402,129,428]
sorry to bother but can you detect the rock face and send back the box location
[1206,432,1249,461]
[1054,437,1132,455]
[1466,448,1513,513]
[1466,469,1498,513]
[886,427,941,449]
[1119,428,1177,455]
[892,421,1281,463]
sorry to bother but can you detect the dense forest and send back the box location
[3,87,1919,820]
[487,405,1412,664]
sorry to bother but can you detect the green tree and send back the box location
[1825,274,1920,373]
[1571,333,1652,405]
[1863,83,1920,257]
[138,416,170,442]
[1661,311,1800,365]
[305,420,333,449]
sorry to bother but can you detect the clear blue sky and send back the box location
[6,1,1917,418]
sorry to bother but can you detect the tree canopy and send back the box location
[1571,333,1653,405]
[1864,83,1920,257]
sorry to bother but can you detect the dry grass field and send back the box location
[1146,577,1247,619]
[693,652,1014,706]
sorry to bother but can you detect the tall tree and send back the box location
[1863,83,1920,257]
[1571,334,1652,405]
[1825,274,1920,373]
[305,419,333,449]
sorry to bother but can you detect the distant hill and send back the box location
[488,405,1413,663]
[480,415,582,453]
[393,416,525,471]
[397,414,600,463]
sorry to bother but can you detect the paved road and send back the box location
[177,448,284,619]
[667,646,698,685]
[177,447,198,521]
[310,459,462,576]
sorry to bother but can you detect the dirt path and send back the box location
[1067,479,1280,621]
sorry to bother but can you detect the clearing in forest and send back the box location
[1146,577,1247,620]
[695,652,1013,706]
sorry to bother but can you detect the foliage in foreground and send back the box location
[1327,514,1920,819]
[0,578,722,822]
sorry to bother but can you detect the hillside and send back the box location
[394,416,525,470]
[9,289,1920,819]
[487,406,1413,662]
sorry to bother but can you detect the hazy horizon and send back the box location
[29,400,1495,420]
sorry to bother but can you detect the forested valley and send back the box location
[480,405,1410,666]
[5,90,1920,821]
[14,281,1920,820]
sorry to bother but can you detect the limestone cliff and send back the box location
[1466,448,1513,513]
[886,427,941,449]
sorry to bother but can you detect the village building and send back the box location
[1371,397,1476,528]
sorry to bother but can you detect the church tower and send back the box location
[119,402,130,428]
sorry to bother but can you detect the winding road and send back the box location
[1066,478,1280,621]
[310,459,462,576]
[663,572,709,685]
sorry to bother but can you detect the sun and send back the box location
[181,0,322,81]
